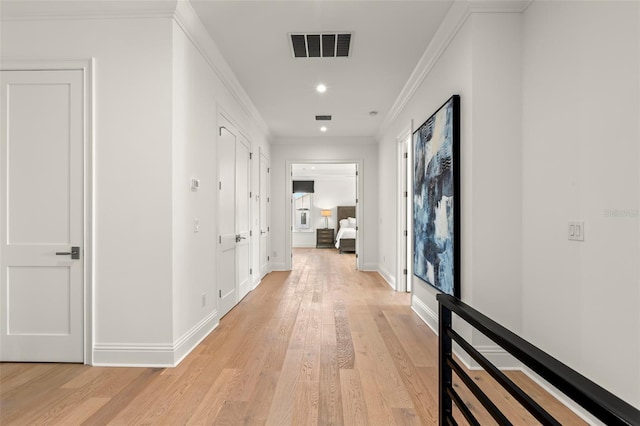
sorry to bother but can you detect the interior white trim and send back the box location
[284,159,363,271]
[270,263,287,271]
[93,343,176,368]
[396,127,411,293]
[377,0,531,140]
[411,295,522,370]
[521,367,603,425]
[172,310,219,366]
[377,264,396,290]
[411,294,439,335]
[1,58,95,365]
[94,311,218,367]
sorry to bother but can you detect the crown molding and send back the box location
[376,0,531,141]
[173,0,270,139]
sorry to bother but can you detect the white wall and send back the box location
[2,17,176,364]
[271,138,377,269]
[521,0,639,407]
[2,3,271,366]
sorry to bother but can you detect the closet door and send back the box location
[217,119,251,318]
[259,152,270,278]
[0,69,84,362]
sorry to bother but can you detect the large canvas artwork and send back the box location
[413,95,460,297]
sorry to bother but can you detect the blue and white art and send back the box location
[413,95,460,297]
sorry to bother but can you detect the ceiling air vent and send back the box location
[290,33,352,58]
[315,115,332,121]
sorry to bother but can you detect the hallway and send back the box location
[1,249,583,425]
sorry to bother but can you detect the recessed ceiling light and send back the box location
[320,126,327,132]
[316,84,327,93]
[369,110,378,116]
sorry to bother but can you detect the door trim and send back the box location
[396,127,411,292]
[1,58,94,364]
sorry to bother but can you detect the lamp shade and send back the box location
[321,209,332,217]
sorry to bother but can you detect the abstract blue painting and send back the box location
[413,95,460,297]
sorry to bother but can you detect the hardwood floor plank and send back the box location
[265,348,303,425]
[186,368,242,425]
[340,368,370,425]
[81,368,161,425]
[157,355,226,424]
[292,380,320,425]
[243,371,279,425]
[52,397,111,425]
[319,345,344,426]
[392,407,422,426]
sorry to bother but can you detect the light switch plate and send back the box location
[568,221,584,241]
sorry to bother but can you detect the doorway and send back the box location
[287,161,360,270]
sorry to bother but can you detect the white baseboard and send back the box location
[470,346,521,370]
[93,343,176,367]
[410,295,519,370]
[377,264,396,290]
[361,262,378,271]
[271,262,287,271]
[521,367,604,425]
[172,310,218,366]
[411,294,439,335]
[93,310,219,367]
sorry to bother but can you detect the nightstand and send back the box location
[316,228,335,249]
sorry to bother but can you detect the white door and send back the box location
[0,69,84,362]
[218,126,237,318]
[397,135,409,292]
[259,152,270,278]
[217,122,251,318]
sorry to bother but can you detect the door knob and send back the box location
[56,246,80,260]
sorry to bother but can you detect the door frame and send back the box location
[284,159,363,271]
[1,59,94,364]
[396,127,411,292]
[257,148,270,281]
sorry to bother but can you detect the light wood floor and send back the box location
[1,248,585,425]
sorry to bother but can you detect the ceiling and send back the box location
[190,0,454,140]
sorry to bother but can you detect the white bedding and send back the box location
[335,227,356,248]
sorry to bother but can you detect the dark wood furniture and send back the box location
[316,228,335,248]
[336,206,356,254]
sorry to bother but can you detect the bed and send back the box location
[335,206,356,254]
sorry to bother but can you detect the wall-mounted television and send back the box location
[293,180,314,193]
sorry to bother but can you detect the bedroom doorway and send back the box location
[288,162,360,270]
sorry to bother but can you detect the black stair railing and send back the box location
[437,294,640,426]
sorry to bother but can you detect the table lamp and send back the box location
[321,209,332,228]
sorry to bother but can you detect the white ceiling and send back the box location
[190,0,454,139]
